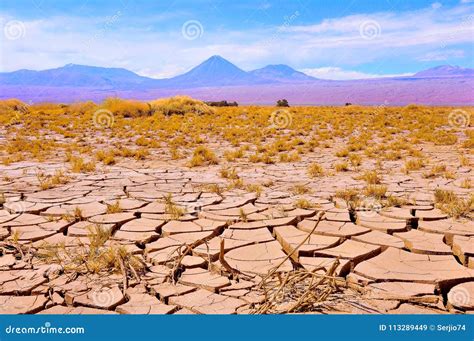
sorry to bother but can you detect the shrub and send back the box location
[70,156,95,173]
[335,148,349,157]
[364,185,387,199]
[404,158,424,172]
[0,98,29,115]
[220,167,239,179]
[307,163,324,177]
[349,154,362,167]
[358,170,381,184]
[150,96,215,116]
[205,100,238,107]
[188,146,219,167]
[102,98,152,117]
[291,184,310,195]
[294,199,314,209]
[434,189,473,218]
[276,99,289,107]
[334,161,349,172]
[335,188,360,209]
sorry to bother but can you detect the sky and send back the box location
[0,0,473,80]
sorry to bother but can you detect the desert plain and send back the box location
[0,97,472,315]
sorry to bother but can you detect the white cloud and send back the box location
[285,6,473,50]
[300,67,413,80]
[418,49,465,61]
[431,2,442,9]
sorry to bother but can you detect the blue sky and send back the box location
[0,0,473,79]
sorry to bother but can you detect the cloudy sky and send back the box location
[0,0,473,79]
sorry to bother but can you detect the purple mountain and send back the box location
[413,65,474,78]
[0,56,473,105]
[249,64,316,82]
[162,55,268,87]
[0,64,159,89]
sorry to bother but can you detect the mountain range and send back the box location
[1,55,473,105]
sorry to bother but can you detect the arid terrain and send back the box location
[0,97,473,315]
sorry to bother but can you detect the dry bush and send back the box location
[434,189,473,218]
[249,213,343,314]
[0,98,29,115]
[188,146,219,167]
[69,156,96,173]
[67,101,97,114]
[358,170,381,184]
[307,163,324,177]
[334,161,349,172]
[37,225,145,284]
[149,96,215,116]
[102,97,152,117]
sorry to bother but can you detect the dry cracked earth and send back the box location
[0,146,473,315]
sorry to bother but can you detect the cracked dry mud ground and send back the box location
[0,146,472,315]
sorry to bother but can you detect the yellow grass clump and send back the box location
[149,96,215,116]
[102,97,152,117]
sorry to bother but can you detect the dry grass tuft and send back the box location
[250,213,343,314]
[37,224,145,290]
[149,96,215,116]
[188,146,219,167]
[434,189,473,218]
[307,163,324,177]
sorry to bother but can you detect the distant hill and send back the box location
[249,64,317,82]
[0,64,159,89]
[0,57,472,104]
[413,65,474,78]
